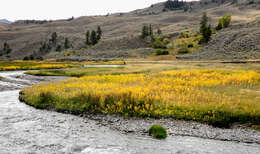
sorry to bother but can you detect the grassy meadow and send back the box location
[20,61,260,128]
[25,63,173,77]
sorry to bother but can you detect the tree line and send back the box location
[164,0,186,10]
[85,26,102,46]
[23,26,103,60]
[141,24,162,39]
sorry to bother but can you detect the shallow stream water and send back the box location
[0,71,259,154]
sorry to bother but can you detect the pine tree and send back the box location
[3,42,12,54]
[97,26,102,41]
[200,12,208,34]
[64,38,70,49]
[149,24,153,36]
[200,12,212,43]
[204,25,212,43]
[141,25,149,39]
[86,30,90,45]
[90,30,98,45]
[51,32,57,45]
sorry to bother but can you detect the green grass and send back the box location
[148,125,167,139]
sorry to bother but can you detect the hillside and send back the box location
[177,20,260,60]
[0,0,260,60]
[0,23,9,31]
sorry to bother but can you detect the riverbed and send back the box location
[0,71,260,153]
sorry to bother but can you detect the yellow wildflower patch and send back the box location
[20,69,260,127]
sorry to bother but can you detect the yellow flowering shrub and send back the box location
[20,69,260,127]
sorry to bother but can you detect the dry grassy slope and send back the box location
[176,3,260,60]
[0,1,260,59]
[178,21,260,60]
[0,23,9,31]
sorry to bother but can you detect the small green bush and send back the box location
[152,39,167,49]
[23,56,30,61]
[177,47,190,54]
[36,56,44,61]
[148,124,167,139]
[187,43,194,48]
[216,15,232,30]
[179,32,191,39]
[56,45,62,52]
[155,49,169,55]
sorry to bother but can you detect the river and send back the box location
[0,71,259,154]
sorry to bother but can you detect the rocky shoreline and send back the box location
[86,114,260,144]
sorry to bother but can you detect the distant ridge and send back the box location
[0,19,12,24]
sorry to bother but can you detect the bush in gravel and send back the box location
[148,124,167,139]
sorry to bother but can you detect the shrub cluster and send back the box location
[216,15,232,30]
[155,49,169,55]
[152,37,170,49]
[177,47,190,54]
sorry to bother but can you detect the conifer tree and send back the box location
[51,32,57,45]
[64,38,70,49]
[149,24,153,36]
[97,26,102,41]
[3,42,12,54]
[200,12,212,43]
[200,12,208,34]
[86,30,90,45]
[141,25,149,39]
[90,30,98,45]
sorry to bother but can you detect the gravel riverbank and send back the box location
[88,114,260,144]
